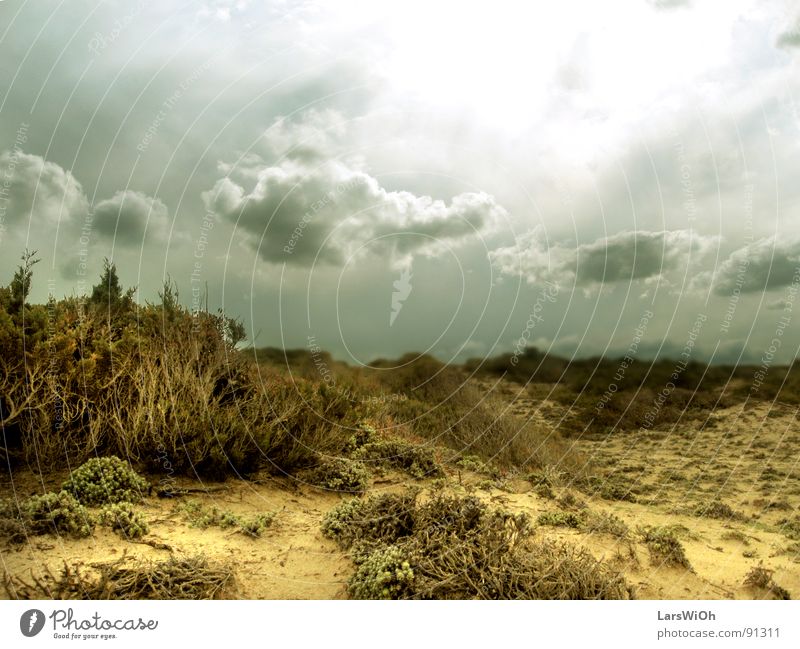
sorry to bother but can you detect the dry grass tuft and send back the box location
[3,554,236,600]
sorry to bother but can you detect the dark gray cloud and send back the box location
[713,237,800,295]
[93,190,169,245]
[490,227,716,288]
[204,113,506,267]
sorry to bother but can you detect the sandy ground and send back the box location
[2,380,798,599]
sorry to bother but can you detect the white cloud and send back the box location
[0,149,88,227]
[203,112,507,266]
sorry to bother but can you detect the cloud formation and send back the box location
[93,190,170,244]
[713,237,800,295]
[490,227,716,288]
[0,149,88,227]
[776,21,800,49]
[647,0,692,10]
[203,112,507,266]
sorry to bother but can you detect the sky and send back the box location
[1,0,799,366]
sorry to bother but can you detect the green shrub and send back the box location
[345,424,379,453]
[354,440,442,479]
[99,502,149,539]
[641,526,691,569]
[63,456,149,505]
[237,513,276,538]
[305,457,371,493]
[12,491,94,540]
[777,517,800,541]
[176,500,275,538]
[178,501,239,529]
[348,545,415,600]
[537,510,585,528]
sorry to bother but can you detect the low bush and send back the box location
[62,456,149,505]
[640,526,691,569]
[326,490,631,600]
[304,457,371,493]
[694,500,743,521]
[584,511,630,538]
[537,510,585,529]
[237,513,276,538]
[1,491,94,542]
[354,440,442,479]
[99,503,149,539]
[348,545,416,600]
[345,424,379,453]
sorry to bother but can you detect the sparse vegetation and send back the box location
[176,500,275,538]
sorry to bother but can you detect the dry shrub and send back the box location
[324,490,632,600]
[0,289,372,478]
[321,492,417,549]
[584,511,630,539]
[4,555,236,600]
[694,500,744,521]
[407,535,631,600]
[743,565,791,600]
